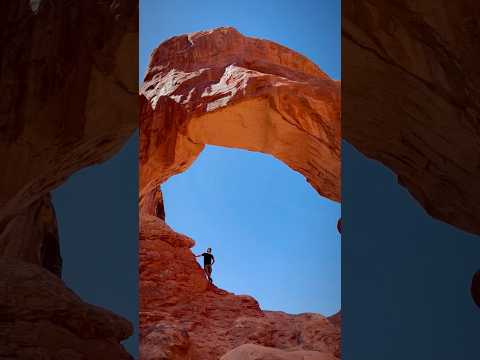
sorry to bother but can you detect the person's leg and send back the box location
[205,265,212,282]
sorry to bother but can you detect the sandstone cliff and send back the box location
[139,27,341,359]
[1,1,137,357]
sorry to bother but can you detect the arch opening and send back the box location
[161,144,340,315]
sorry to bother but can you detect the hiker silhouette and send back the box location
[195,248,215,283]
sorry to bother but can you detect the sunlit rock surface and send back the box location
[343,0,480,235]
[140,214,340,358]
[140,26,341,203]
[220,344,338,360]
[139,27,340,359]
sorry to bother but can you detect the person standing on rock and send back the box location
[195,248,215,283]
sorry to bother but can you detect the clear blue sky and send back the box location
[343,142,480,359]
[141,0,341,316]
[53,134,138,355]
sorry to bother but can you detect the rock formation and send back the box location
[220,344,338,360]
[0,258,132,359]
[139,27,341,203]
[1,0,137,357]
[1,0,137,270]
[139,27,341,359]
[343,0,480,235]
[140,215,340,360]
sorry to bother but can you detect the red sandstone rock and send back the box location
[0,194,62,278]
[220,344,338,360]
[139,27,340,359]
[327,312,341,328]
[0,258,133,359]
[343,0,480,235]
[0,0,138,267]
[139,27,341,204]
[0,0,137,357]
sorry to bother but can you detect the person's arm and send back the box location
[211,255,215,265]
[195,253,204,258]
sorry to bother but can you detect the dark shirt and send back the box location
[201,253,214,266]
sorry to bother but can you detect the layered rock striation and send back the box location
[139,27,341,359]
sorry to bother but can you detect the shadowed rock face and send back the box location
[0,194,62,278]
[1,0,137,357]
[343,0,480,235]
[0,258,133,359]
[0,0,138,267]
[139,27,340,359]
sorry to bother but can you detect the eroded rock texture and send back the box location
[139,26,341,203]
[220,344,338,360]
[140,214,340,360]
[139,27,340,359]
[0,258,132,359]
[0,0,138,266]
[343,0,480,235]
[0,194,62,278]
[1,0,137,357]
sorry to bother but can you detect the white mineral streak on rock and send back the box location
[142,68,207,109]
[202,65,260,112]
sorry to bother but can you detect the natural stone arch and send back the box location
[139,27,341,360]
[139,27,340,213]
